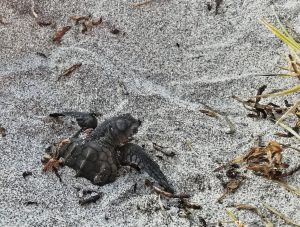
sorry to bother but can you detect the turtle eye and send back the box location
[116,119,127,131]
[132,127,138,134]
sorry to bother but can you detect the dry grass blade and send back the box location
[260,19,300,52]
[276,100,300,123]
[263,204,300,227]
[53,26,72,43]
[225,209,246,227]
[277,121,300,141]
[255,84,300,98]
[58,63,82,80]
[233,204,273,227]
[274,180,300,197]
[256,19,300,98]
[131,0,155,7]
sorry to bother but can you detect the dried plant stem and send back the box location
[131,0,155,7]
[276,100,300,124]
[263,204,300,227]
[277,121,300,141]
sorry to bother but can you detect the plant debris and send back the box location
[215,0,223,15]
[58,63,82,79]
[131,0,155,8]
[232,85,288,120]
[239,141,293,179]
[178,199,202,210]
[30,0,53,27]
[207,2,213,11]
[199,102,236,134]
[70,15,102,33]
[53,26,71,43]
[225,209,246,227]
[42,139,70,181]
[0,126,6,137]
[36,19,53,27]
[199,109,219,118]
[36,52,47,58]
[217,178,244,203]
[145,179,190,199]
[274,180,300,197]
[263,203,300,227]
[24,201,38,206]
[152,142,176,157]
[22,171,32,179]
[232,204,273,227]
[110,28,121,35]
[217,139,299,180]
[79,192,103,205]
[275,101,300,139]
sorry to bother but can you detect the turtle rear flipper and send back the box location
[119,143,174,193]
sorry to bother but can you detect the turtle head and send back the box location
[108,113,141,145]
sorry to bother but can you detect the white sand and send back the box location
[0,0,299,226]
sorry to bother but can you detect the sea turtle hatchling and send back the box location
[42,113,174,193]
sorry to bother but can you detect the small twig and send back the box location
[199,109,219,118]
[145,179,190,199]
[52,166,62,182]
[53,26,72,44]
[180,199,202,210]
[58,63,82,80]
[152,142,176,157]
[79,192,103,205]
[263,203,300,227]
[24,201,38,206]
[131,0,155,7]
[200,102,236,134]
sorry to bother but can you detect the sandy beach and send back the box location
[0,0,299,226]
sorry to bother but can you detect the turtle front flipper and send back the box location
[119,143,174,193]
[49,111,99,134]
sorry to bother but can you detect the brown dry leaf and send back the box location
[53,26,71,43]
[243,141,289,179]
